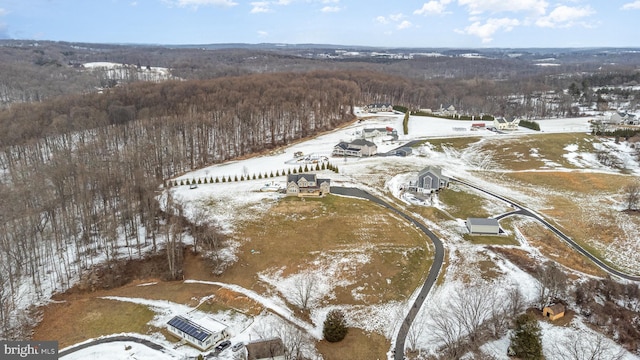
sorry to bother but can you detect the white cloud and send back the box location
[321,6,340,12]
[250,1,272,13]
[535,5,594,28]
[257,30,269,38]
[621,1,640,10]
[458,17,520,43]
[375,16,389,24]
[397,20,413,30]
[458,0,547,16]
[130,1,138,6]
[321,0,340,3]
[275,0,292,4]
[414,0,451,15]
[389,13,404,21]
[174,0,238,7]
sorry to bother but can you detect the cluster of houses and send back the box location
[608,111,639,125]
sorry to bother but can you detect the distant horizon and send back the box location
[2,1,640,48]
[3,38,640,52]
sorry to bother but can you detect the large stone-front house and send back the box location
[408,166,449,193]
[333,139,378,157]
[286,173,331,197]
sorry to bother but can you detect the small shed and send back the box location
[246,338,286,360]
[543,303,565,321]
[466,218,500,235]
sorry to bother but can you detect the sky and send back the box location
[1,0,640,48]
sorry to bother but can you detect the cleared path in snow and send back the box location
[59,335,170,358]
[331,186,445,360]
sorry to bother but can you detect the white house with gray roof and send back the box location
[409,166,449,193]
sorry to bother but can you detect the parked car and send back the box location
[215,340,231,352]
[232,342,244,352]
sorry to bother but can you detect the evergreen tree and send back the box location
[222,177,226,182]
[315,163,320,171]
[210,177,214,183]
[288,168,292,175]
[253,174,257,180]
[197,178,202,184]
[303,164,309,172]
[292,167,297,174]
[321,162,326,170]
[510,314,543,360]
[298,165,303,173]
[180,180,184,186]
[323,310,348,342]
[203,178,208,184]
[276,170,280,177]
[215,177,219,183]
[270,171,274,178]
[234,175,239,182]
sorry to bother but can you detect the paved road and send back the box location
[452,178,640,282]
[331,187,445,360]
[59,335,169,358]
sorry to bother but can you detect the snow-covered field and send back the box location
[58,110,640,359]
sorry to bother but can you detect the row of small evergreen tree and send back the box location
[169,161,339,187]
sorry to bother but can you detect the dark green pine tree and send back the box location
[510,314,543,360]
[323,310,348,342]
[303,164,309,172]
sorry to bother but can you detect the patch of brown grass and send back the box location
[218,195,432,305]
[316,328,390,360]
[517,222,606,277]
[33,298,155,348]
[505,171,627,194]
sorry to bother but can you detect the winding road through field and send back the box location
[331,186,445,360]
[452,178,640,282]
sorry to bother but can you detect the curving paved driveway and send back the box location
[58,335,169,358]
[452,178,640,282]
[331,187,445,360]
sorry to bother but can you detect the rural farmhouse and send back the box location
[166,315,229,351]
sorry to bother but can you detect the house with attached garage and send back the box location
[408,166,449,193]
[333,138,378,157]
[286,173,331,197]
[493,116,520,130]
[466,217,500,235]
[166,314,229,351]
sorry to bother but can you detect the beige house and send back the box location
[286,173,331,197]
[245,338,286,360]
[333,139,377,157]
[543,303,566,321]
[493,116,520,130]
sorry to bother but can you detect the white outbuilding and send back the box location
[466,217,500,235]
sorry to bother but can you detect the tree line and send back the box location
[0,71,359,339]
